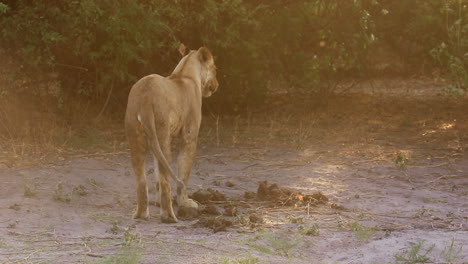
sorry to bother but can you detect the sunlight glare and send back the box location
[439,122,455,130]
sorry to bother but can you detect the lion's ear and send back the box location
[178,43,187,57]
[198,47,213,63]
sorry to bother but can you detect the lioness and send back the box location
[125,45,218,223]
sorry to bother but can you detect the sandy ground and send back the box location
[0,79,467,264]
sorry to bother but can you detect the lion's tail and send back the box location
[137,109,185,189]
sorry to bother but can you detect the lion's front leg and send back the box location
[159,169,178,223]
[176,140,199,218]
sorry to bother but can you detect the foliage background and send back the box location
[0,0,466,118]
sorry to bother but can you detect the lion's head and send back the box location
[177,44,218,97]
[197,47,218,97]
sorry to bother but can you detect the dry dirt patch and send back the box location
[0,79,467,263]
[188,181,335,233]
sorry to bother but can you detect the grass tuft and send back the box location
[351,222,375,241]
[394,240,434,264]
[23,183,37,198]
[93,227,142,264]
[299,223,320,236]
[220,255,260,264]
[441,238,463,264]
[53,181,71,203]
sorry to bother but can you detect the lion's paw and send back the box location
[161,213,178,223]
[178,197,198,209]
[177,205,199,219]
[133,209,149,220]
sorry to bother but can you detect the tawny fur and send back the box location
[125,46,218,223]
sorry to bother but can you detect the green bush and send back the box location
[160,0,266,113]
[258,1,375,87]
[371,0,467,89]
[0,2,8,13]
[430,0,467,91]
[0,0,265,115]
[371,1,446,67]
[0,0,175,117]
[0,0,377,114]
[0,0,463,118]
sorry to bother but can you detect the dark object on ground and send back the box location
[223,204,238,216]
[191,188,227,203]
[330,202,346,210]
[201,203,222,215]
[257,181,293,201]
[225,181,235,187]
[249,213,263,224]
[244,191,256,199]
[195,217,233,233]
[302,192,329,204]
[177,206,199,219]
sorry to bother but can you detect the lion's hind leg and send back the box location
[153,157,161,207]
[129,141,150,220]
[158,140,178,223]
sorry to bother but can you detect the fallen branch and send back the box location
[17,250,40,263]
[409,162,449,168]
[421,175,459,186]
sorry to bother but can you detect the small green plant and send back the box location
[395,152,409,169]
[23,183,37,198]
[441,238,463,264]
[8,203,20,211]
[220,255,260,264]
[73,184,88,196]
[89,212,113,223]
[220,258,231,264]
[267,233,300,257]
[0,238,12,249]
[0,3,9,14]
[110,221,119,235]
[421,197,447,204]
[94,227,142,264]
[288,215,304,224]
[246,231,300,256]
[246,241,272,255]
[299,223,320,236]
[213,179,222,186]
[53,182,71,203]
[357,211,367,220]
[351,222,375,241]
[43,224,55,232]
[22,176,38,198]
[415,207,435,218]
[394,240,435,264]
[87,177,102,187]
[123,226,140,246]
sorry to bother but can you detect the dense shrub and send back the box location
[370,0,467,89]
[257,1,376,88]
[430,0,467,92]
[158,0,266,113]
[0,0,175,115]
[0,0,465,118]
[0,0,266,115]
